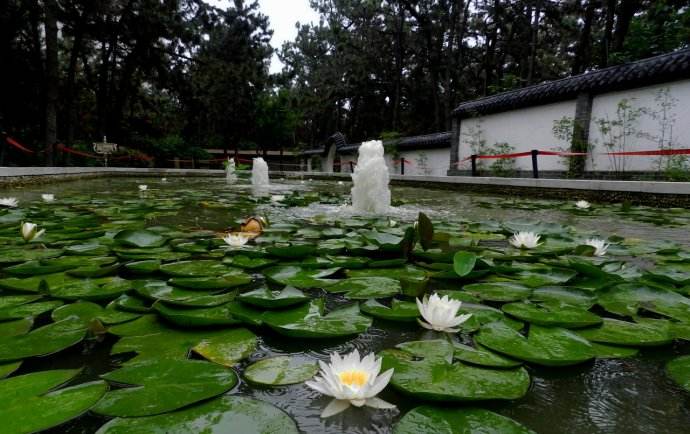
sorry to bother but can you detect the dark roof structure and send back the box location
[338,132,452,153]
[300,131,452,156]
[453,48,690,118]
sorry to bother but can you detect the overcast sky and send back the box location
[205,0,320,73]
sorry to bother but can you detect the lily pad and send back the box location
[160,260,232,277]
[452,342,522,368]
[463,282,532,302]
[114,229,167,248]
[134,280,235,307]
[666,355,690,393]
[360,299,419,322]
[502,302,602,328]
[238,286,309,308]
[262,298,372,338]
[154,302,243,327]
[0,369,107,434]
[0,318,85,362]
[244,356,318,386]
[0,300,64,321]
[476,321,595,366]
[264,265,340,288]
[453,251,477,277]
[325,277,401,299]
[50,277,131,301]
[395,406,535,434]
[51,300,139,325]
[576,318,673,347]
[223,255,277,269]
[93,358,237,417]
[381,340,530,401]
[95,395,299,434]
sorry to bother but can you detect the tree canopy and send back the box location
[1,0,688,165]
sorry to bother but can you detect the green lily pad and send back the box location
[0,369,107,434]
[262,298,372,338]
[0,272,76,293]
[238,286,309,308]
[381,340,530,401]
[264,265,340,288]
[453,251,477,277]
[93,358,237,417]
[95,395,299,434]
[666,355,690,392]
[154,301,243,327]
[530,286,596,308]
[160,260,232,277]
[576,318,673,347]
[124,260,161,274]
[0,248,63,264]
[452,342,522,368]
[223,254,277,269]
[168,272,252,290]
[0,300,64,321]
[597,283,690,322]
[3,260,75,276]
[476,321,595,366]
[134,280,235,307]
[0,317,33,336]
[51,300,139,325]
[266,243,317,258]
[502,302,602,328]
[463,282,532,302]
[395,406,535,434]
[114,229,167,248]
[50,277,131,301]
[244,356,318,386]
[0,362,22,378]
[112,326,256,366]
[0,317,86,362]
[325,277,401,299]
[110,294,152,313]
[360,299,419,322]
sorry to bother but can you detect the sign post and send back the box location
[93,136,118,167]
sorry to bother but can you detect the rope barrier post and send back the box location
[471,155,478,177]
[531,149,539,179]
[401,158,405,175]
[349,161,354,172]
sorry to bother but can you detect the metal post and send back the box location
[400,158,405,175]
[349,161,354,172]
[471,155,478,176]
[531,150,539,178]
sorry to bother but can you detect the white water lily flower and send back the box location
[271,195,285,202]
[41,194,55,202]
[509,231,542,249]
[337,181,344,185]
[222,232,249,247]
[416,293,472,333]
[138,184,148,191]
[585,238,609,256]
[575,200,591,209]
[161,178,167,182]
[305,350,395,418]
[0,197,18,208]
[21,222,45,242]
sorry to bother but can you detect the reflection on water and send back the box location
[5,175,690,434]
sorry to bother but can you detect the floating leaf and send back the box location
[463,282,531,302]
[154,301,242,327]
[360,299,419,322]
[576,318,672,347]
[114,229,167,248]
[262,299,372,338]
[238,286,309,308]
[502,302,602,328]
[93,358,237,417]
[476,321,595,366]
[0,369,107,434]
[325,277,401,299]
[395,406,535,434]
[96,395,299,434]
[244,356,318,386]
[666,355,690,393]
[0,318,85,362]
[453,251,477,277]
[381,339,530,401]
[264,265,340,288]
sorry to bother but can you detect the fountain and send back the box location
[225,158,236,182]
[251,157,270,195]
[350,140,391,213]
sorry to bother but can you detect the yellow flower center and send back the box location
[338,370,369,388]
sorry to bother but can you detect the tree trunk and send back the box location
[44,0,59,166]
[572,0,596,75]
[527,0,542,85]
[601,0,616,66]
[612,0,640,53]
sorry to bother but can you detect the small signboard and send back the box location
[93,136,118,167]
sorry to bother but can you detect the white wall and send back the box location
[586,79,690,171]
[457,100,577,172]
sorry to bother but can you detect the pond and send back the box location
[1,175,690,434]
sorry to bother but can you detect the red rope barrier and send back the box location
[537,150,588,156]
[5,136,35,154]
[605,148,690,156]
[55,143,101,159]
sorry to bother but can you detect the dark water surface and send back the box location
[4,176,690,434]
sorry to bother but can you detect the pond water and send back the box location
[1,175,690,434]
